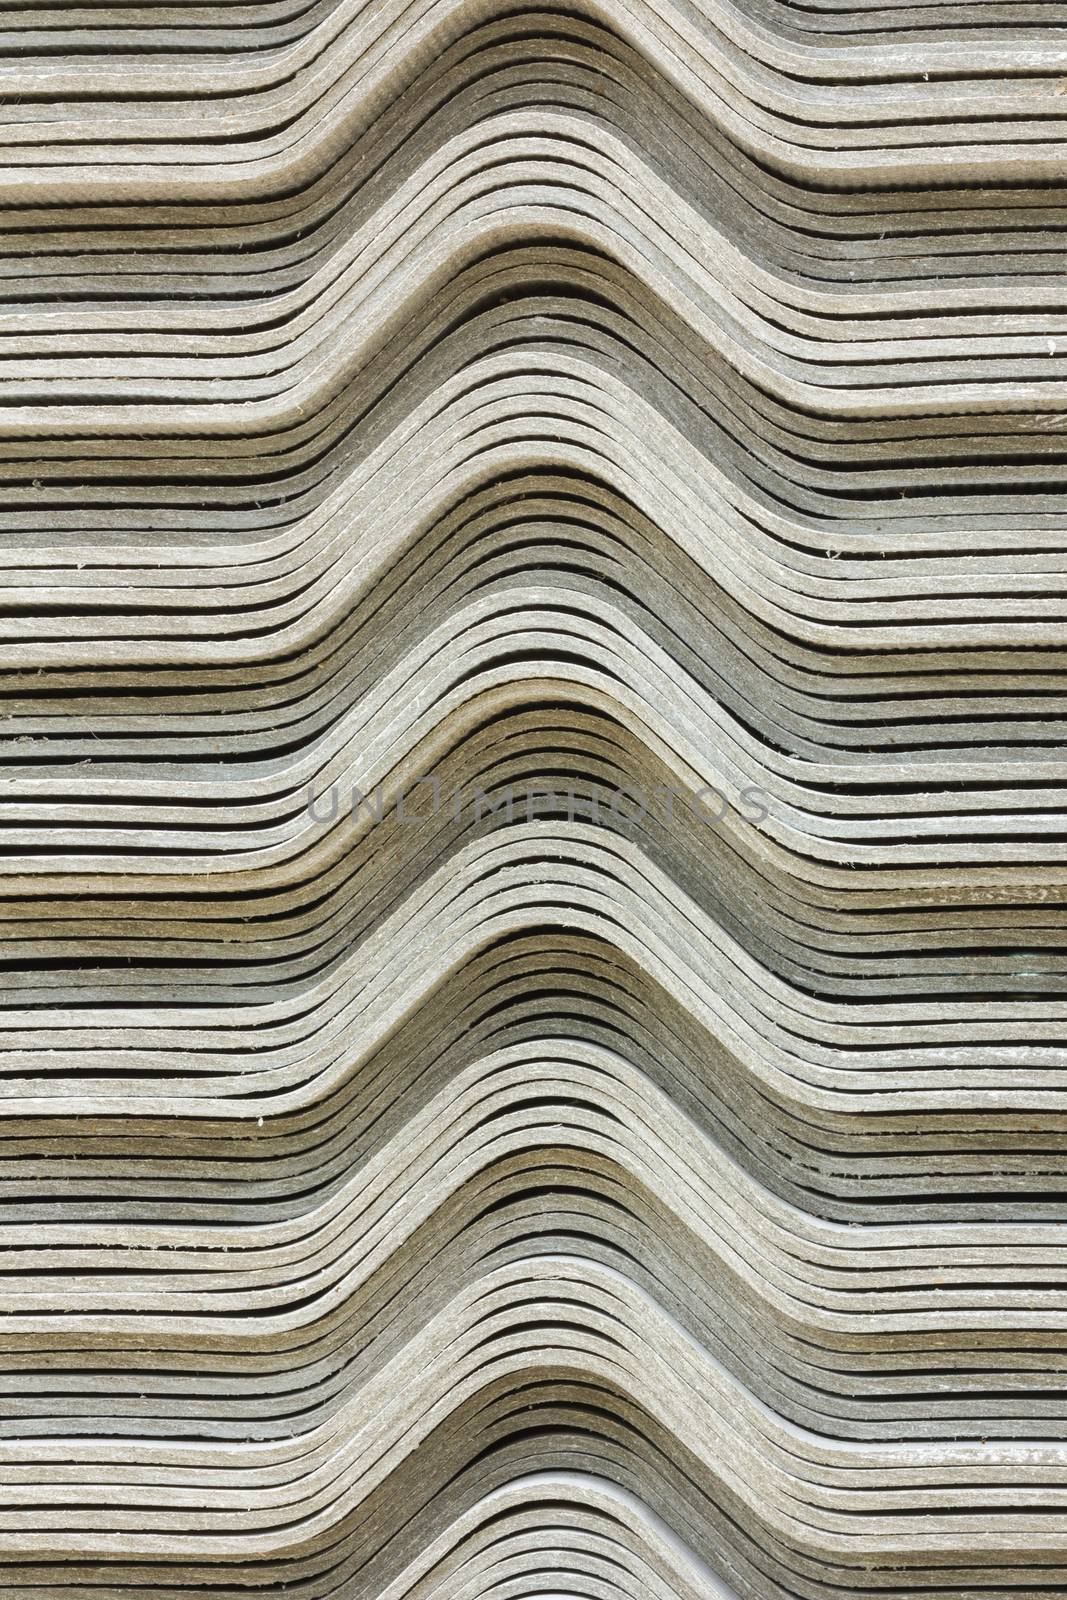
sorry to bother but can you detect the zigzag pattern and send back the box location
[2,2,1067,1595]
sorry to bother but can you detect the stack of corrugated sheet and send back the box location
[1,0,1067,1594]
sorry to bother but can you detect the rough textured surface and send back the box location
[0,0,1066,1594]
